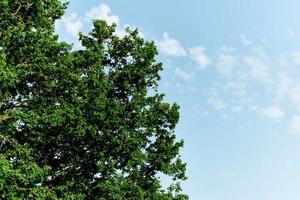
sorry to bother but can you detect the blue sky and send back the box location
[56,1,300,199]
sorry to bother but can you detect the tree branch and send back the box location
[13,4,22,16]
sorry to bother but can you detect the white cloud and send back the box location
[278,54,289,67]
[289,85,300,107]
[274,73,300,109]
[292,51,300,65]
[55,4,145,47]
[174,67,193,81]
[291,115,300,135]
[275,72,292,103]
[223,75,247,97]
[85,4,145,38]
[216,46,238,75]
[189,46,210,70]
[288,29,297,38]
[157,32,187,56]
[244,56,271,82]
[56,4,122,38]
[207,91,226,110]
[86,4,120,26]
[258,106,284,119]
[240,34,253,45]
[222,113,234,120]
[59,13,83,37]
[231,106,243,113]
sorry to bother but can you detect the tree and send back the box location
[0,0,188,199]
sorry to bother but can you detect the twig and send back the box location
[13,4,22,16]
[0,134,13,146]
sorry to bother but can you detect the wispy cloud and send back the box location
[231,105,243,113]
[292,51,300,65]
[258,106,284,119]
[174,67,193,81]
[240,34,253,45]
[289,86,300,108]
[189,46,210,70]
[207,90,227,110]
[288,28,298,38]
[244,54,271,83]
[291,115,300,135]
[57,13,83,37]
[275,72,292,103]
[216,46,238,75]
[157,32,187,56]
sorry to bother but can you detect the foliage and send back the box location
[0,0,188,199]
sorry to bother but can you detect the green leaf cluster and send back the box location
[0,0,188,199]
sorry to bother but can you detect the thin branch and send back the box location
[0,134,14,146]
[13,4,22,16]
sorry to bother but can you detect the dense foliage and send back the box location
[0,0,188,199]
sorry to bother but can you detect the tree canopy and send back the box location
[0,0,188,199]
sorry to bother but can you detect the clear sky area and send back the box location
[56,1,300,199]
